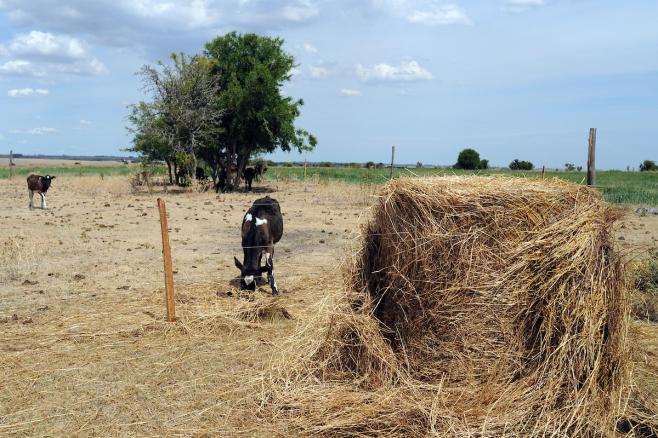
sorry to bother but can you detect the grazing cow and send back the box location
[234,196,283,295]
[243,167,256,191]
[27,174,56,209]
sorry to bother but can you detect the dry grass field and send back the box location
[0,175,657,436]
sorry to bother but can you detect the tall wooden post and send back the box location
[8,150,14,179]
[390,145,396,179]
[157,198,176,322]
[587,128,597,186]
[541,165,545,180]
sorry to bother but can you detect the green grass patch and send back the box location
[0,164,167,179]
[267,167,658,205]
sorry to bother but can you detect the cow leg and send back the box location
[40,193,47,209]
[265,250,278,295]
[28,190,34,209]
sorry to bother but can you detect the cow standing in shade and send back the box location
[27,174,56,209]
[243,167,256,191]
[234,196,283,295]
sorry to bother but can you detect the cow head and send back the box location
[42,175,55,191]
[234,215,271,291]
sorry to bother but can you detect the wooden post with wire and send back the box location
[390,145,396,179]
[587,128,597,186]
[541,165,545,180]
[9,150,14,179]
[157,198,176,322]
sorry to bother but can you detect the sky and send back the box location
[0,0,657,169]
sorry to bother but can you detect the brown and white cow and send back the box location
[27,174,55,209]
[234,196,283,295]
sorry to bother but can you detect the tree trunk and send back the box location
[166,159,173,184]
[234,153,248,190]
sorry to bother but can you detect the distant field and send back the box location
[1,161,657,205]
[269,167,658,205]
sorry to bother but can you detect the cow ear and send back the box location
[234,257,243,271]
[51,176,56,179]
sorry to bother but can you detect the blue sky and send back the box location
[0,0,657,169]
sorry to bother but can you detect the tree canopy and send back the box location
[204,32,317,187]
[640,160,658,172]
[455,148,485,170]
[127,32,317,190]
[509,159,534,171]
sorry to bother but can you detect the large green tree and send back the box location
[205,32,317,189]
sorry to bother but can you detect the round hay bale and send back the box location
[274,176,639,436]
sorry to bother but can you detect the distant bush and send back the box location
[283,162,294,167]
[348,162,362,168]
[365,161,375,169]
[478,159,489,170]
[454,148,482,170]
[416,161,423,168]
[565,163,576,171]
[640,160,658,172]
[375,162,385,169]
[509,159,534,171]
[316,161,334,167]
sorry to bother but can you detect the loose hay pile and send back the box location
[267,176,649,436]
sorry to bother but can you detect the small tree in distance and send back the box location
[509,159,534,171]
[640,160,658,172]
[455,148,482,170]
[478,159,489,170]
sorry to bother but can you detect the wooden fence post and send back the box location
[157,198,176,322]
[304,159,307,180]
[8,150,14,179]
[541,165,545,180]
[390,145,396,179]
[587,128,597,186]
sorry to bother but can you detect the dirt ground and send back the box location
[0,175,656,436]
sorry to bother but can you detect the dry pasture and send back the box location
[0,175,657,436]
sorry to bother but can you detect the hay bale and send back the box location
[271,176,642,436]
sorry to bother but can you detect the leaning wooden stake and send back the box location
[587,128,597,186]
[157,198,176,322]
[541,165,545,180]
[390,145,396,179]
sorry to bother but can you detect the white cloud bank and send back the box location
[356,60,433,82]
[8,87,49,97]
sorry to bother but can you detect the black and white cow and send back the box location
[243,167,257,191]
[27,174,55,209]
[234,196,283,295]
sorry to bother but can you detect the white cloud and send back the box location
[10,127,57,135]
[0,60,44,76]
[303,42,318,53]
[370,1,471,26]
[8,87,49,97]
[8,30,86,60]
[0,31,107,77]
[79,119,92,125]
[340,88,361,96]
[356,60,433,82]
[407,4,470,25]
[309,64,329,78]
[503,0,545,13]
